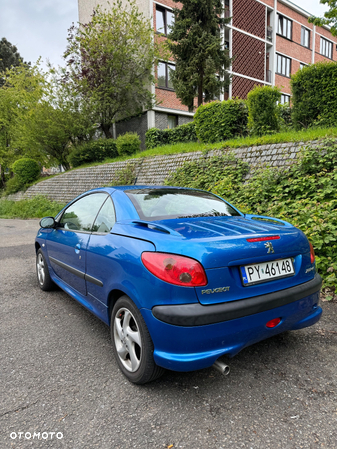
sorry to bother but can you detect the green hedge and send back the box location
[116,132,141,156]
[291,61,337,129]
[12,158,40,184]
[68,139,118,168]
[194,99,248,143]
[247,85,281,135]
[145,122,197,149]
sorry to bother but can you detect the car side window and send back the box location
[92,197,116,233]
[59,193,108,232]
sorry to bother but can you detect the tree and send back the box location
[64,0,160,138]
[0,38,28,86]
[16,68,96,171]
[0,64,45,186]
[308,1,337,36]
[167,0,231,111]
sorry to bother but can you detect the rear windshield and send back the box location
[125,188,240,221]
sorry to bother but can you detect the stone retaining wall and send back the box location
[6,140,318,203]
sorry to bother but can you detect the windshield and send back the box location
[125,188,240,221]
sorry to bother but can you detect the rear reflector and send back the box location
[247,236,280,242]
[266,317,281,328]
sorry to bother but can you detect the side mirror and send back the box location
[39,217,56,229]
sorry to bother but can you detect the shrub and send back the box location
[112,163,136,185]
[166,153,249,192]
[291,61,337,129]
[277,103,292,129]
[194,99,248,143]
[246,85,281,136]
[68,138,118,168]
[145,122,197,149]
[12,158,40,184]
[116,132,141,156]
[5,176,25,195]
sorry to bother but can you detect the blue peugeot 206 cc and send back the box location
[35,186,322,383]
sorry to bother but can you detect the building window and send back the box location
[301,27,310,48]
[277,14,292,40]
[320,37,333,59]
[224,0,230,18]
[276,54,291,77]
[300,62,307,70]
[167,115,178,129]
[157,62,175,89]
[279,94,290,105]
[156,6,174,36]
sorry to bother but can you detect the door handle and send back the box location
[75,243,81,254]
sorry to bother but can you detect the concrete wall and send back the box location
[6,140,319,204]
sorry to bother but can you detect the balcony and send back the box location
[224,8,231,19]
[267,26,273,42]
[266,70,271,83]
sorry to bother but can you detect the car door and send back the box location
[46,192,109,296]
[85,196,117,316]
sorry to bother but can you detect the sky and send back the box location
[0,0,331,71]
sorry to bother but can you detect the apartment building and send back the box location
[78,0,337,142]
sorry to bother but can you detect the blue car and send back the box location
[35,186,322,384]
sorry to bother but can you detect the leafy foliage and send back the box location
[64,1,160,138]
[246,85,281,136]
[145,122,197,149]
[166,153,249,192]
[0,196,66,219]
[308,0,337,36]
[0,63,45,186]
[112,163,137,185]
[116,132,141,156]
[68,139,118,168]
[165,141,337,292]
[291,62,337,129]
[167,0,231,110]
[194,100,248,143]
[12,158,40,184]
[0,38,28,86]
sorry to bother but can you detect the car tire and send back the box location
[36,249,54,291]
[111,295,164,384]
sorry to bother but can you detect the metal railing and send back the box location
[267,26,273,42]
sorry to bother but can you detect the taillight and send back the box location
[141,252,207,287]
[309,241,315,264]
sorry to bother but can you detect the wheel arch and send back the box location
[107,289,130,326]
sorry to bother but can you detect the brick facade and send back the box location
[232,31,266,80]
[78,0,337,139]
[232,0,266,39]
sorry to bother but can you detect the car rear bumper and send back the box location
[141,274,322,372]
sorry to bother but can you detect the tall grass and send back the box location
[0,196,66,219]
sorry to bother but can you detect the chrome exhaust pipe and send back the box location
[212,360,230,375]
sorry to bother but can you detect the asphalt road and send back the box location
[1,218,337,449]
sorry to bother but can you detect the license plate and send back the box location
[240,258,294,286]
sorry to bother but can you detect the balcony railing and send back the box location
[267,26,273,42]
[224,8,231,19]
[266,70,271,83]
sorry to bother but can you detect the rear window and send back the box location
[125,188,240,221]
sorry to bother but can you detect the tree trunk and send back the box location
[198,78,203,108]
[101,123,113,139]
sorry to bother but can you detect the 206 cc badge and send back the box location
[264,242,275,254]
